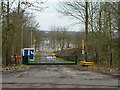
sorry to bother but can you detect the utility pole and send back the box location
[21,10,25,57]
[31,30,33,48]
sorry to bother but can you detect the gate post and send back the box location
[96,53,98,63]
[75,55,78,64]
[85,52,88,62]
[23,54,29,65]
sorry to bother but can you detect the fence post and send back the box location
[21,54,23,64]
[110,53,112,66]
[22,55,24,64]
[96,53,98,63]
[14,54,17,65]
[3,56,4,65]
[6,54,8,66]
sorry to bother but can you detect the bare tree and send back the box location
[58,1,119,66]
[58,1,93,53]
[1,0,45,66]
[50,26,69,51]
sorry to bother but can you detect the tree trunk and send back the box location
[85,2,88,53]
[108,4,112,55]
[98,5,102,63]
[6,0,10,64]
[17,0,21,15]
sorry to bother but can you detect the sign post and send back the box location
[81,40,95,66]
[82,40,85,61]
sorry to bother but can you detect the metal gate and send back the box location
[25,55,78,65]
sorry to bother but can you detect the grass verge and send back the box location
[29,61,35,63]
[2,64,31,71]
[56,57,75,63]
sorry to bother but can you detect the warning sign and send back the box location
[53,56,56,60]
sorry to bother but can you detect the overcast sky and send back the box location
[34,0,85,31]
[33,0,119,31]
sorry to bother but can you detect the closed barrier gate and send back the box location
[23,55,78,65]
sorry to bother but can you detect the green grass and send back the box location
[77,61,81,65]
[48,55,54,56]
[29,61,35,63]
[56,57,75,63]
[35,56,40,59]
[29,55,76,64]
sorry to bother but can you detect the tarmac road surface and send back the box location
[2,52,119,88]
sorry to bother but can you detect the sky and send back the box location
[34,0,85,31]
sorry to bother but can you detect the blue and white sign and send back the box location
[46,56,53,60]
[46,56,56,60]
[23,48,35,61]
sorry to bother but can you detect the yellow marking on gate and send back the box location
[81,61,94,66]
